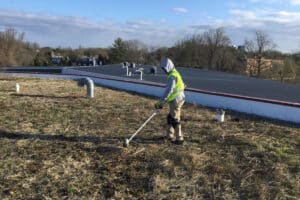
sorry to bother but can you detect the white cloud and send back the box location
[1,8,300,52]
[0,9,185,48]
[291,0,300,5]
[266,11,300,23]
[172,7,189,14]
[229,10,256,20]
[249,0,300,6]
[249,0,282,3]
[229,9,300,24]
[126,20,153,29]
[189,9,300,52]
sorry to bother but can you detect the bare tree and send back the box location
[0,27,36,66]
[244,30,275,77]
[124,40,148,64]
[202,28,231,69]
[216,46,237,71]
[173,34,205,67]
[272,58,298,82]
[244,39,255,52]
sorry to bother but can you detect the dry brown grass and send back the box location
[0,77,299,199]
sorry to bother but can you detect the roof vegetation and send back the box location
[0,77,299,199]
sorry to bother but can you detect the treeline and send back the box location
[0,28,38,66]
[1,27,300,83]
[0,28,109,67]
[108,28,241,72]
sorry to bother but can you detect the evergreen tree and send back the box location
[108,38,127,63]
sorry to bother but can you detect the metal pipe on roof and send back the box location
[77,77,94,98]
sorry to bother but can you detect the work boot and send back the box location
[175,124,184,143]
[166,133,175,142]
[166,125,175,141]
[156,133,174,143]
[172,140,184,145]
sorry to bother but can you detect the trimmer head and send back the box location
[123,110,159,148]
[123,139,130,148]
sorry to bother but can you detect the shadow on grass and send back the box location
[0,130,126,155]
[11,93,85,99]
[0,130,116,143]
[0,78,17,81]
[0,130,164,146]
[1,89,15,92]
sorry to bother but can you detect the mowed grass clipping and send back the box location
[0,77,299,199]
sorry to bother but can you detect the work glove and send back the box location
[154,101,163,110]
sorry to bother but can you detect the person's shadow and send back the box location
[11,93,85,99]
[0,130,124,154]
[1,89,15,92]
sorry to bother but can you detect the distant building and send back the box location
[245,57,284,76]
[51,51,64,65]
[77,56,101,66]
[238,45,246,51]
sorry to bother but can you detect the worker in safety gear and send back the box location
[155,58,186,145]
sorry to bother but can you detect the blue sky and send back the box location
[1,0,300,52]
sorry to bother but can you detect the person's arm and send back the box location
[160,76,176,104]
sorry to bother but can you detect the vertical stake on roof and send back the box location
[217,109,225,122]
[16,83,20,93]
